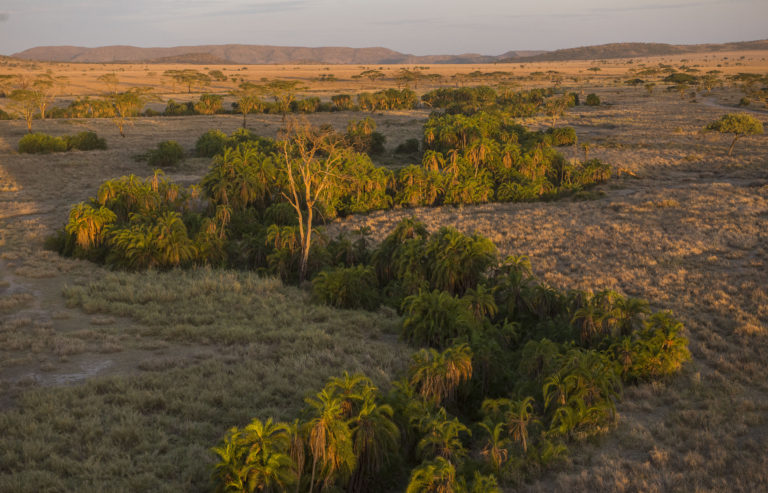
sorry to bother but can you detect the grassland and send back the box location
[1,52,767,491]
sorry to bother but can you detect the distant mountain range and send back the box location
[10,40,768,65]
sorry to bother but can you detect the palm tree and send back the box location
[611,297,650,336]
[462,284,497,321]
[151,211,197,267]
[65,203,117,250]
[211,419,296,493]
[505,396,538,453]
[326,372,372,419]
[408,344,473,404]
[405,457,459,493]
[212,427,248,493]
[610,337,636,380]
[543,374,569,410]
[287,419,306,493]
[416,409,470,462]
[305,388,356,493]
[572,299,603,345]
[478,421,510,475]
[424,227,497,296]
[241,418,296,492]
[347,399,400,493]
[401,290,477,349]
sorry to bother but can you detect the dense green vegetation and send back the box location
[18,131,107,153]
[42,88,644,491]
[212,217,691,492]
[50,109,608,279]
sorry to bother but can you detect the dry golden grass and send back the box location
[2,49,768,107]
[1,51,767,491]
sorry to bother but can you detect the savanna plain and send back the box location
[1,52,767,492]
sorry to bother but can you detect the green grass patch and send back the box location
[1,268,409,492]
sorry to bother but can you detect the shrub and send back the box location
[663,72,697,84]
[195,129,228,157]
[146,140,185,167]
[18,133,68,153]
[163,99,196,116]
[0,108,12,120]
[311,265,380,310]
[546,126,577,146]
[395,138,420,154]
[65,131,107,151]
[738,97,751,107]
[585,94,601,106]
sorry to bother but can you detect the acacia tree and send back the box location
[8,89,36,132]
[30,74,65,120]
[705,113,764,156]
[163,69,211,93]
[543,95,570,128]
[97,72,120,94]
[277,119,346,282]
[231,81,264,128]
[358,69,384,87]
[264,80,304,121]
[6,74,64,130]
[108,88,152,137]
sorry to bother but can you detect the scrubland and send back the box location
[1,53,767,491]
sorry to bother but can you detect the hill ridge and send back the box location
[10,40,768,65]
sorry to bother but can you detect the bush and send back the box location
[546,126,577,146]
[663,72,697,84]
[585,94,601,106]
[0,108,12,120]
[65,131,107,151]
[738,97,751,107]
[18,133,68,153]
[395,138,420,154]
[195,129,228,157]
[311,265,380,310]
[163,99,196,116]
[146,140,185,167]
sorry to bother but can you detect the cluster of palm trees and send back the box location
[213,373,400,493]
[357,89,418,111]
[52,171,226,269]
[55,102,611,276]
[286,218,690,489]
[416,109,608,206]
[421,86,554,117]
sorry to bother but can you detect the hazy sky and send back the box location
[1,0,767,55]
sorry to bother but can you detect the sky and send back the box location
[1,0,767,56]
